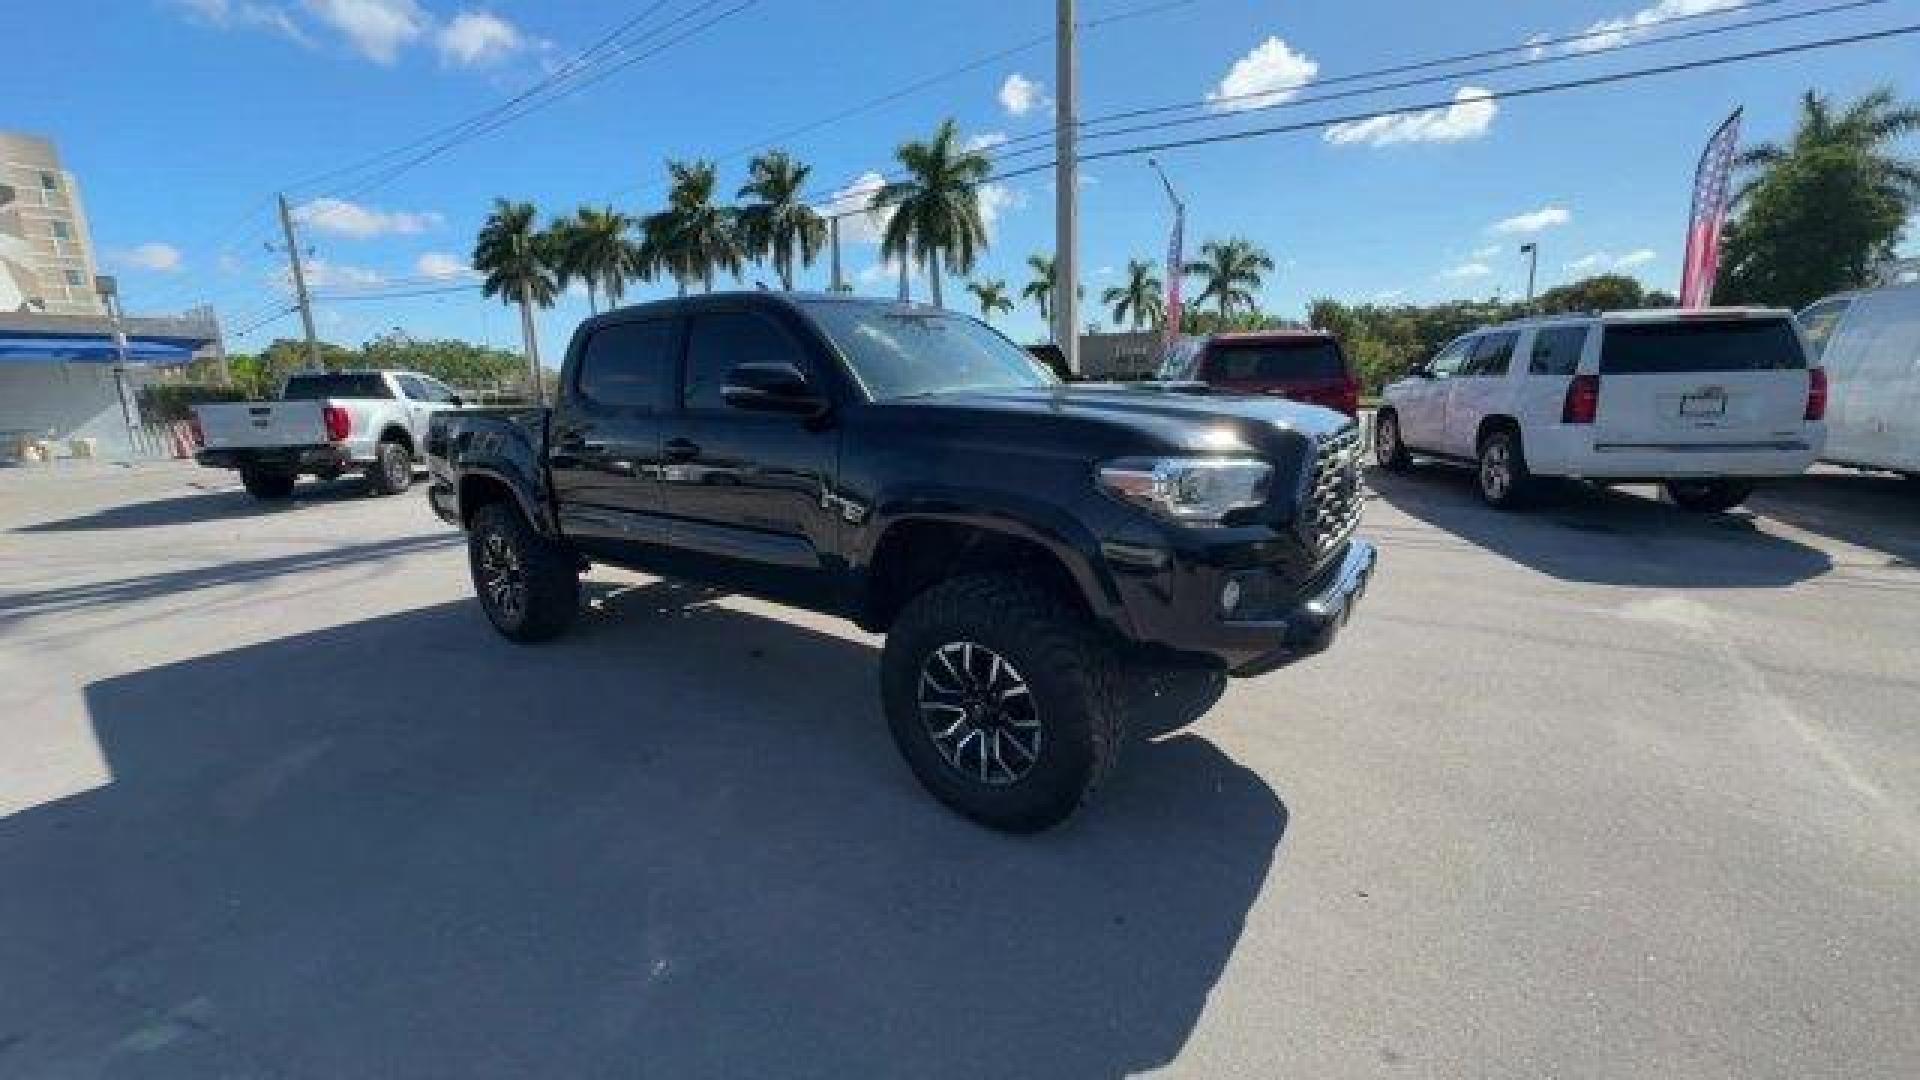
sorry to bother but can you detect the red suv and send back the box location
[1159,331,1360,417]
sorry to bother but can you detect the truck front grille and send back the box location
[1300,423,1363,553]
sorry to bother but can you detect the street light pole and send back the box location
[1148,157,1185,342]
[1053,0,1080,374]
[1521,242,1539,309]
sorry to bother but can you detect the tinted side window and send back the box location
[1461,331,1517,378]
[683,311,808,412]
[1428,339,1471,378]
[1528,326,1589,376]
[395,375,431,400]
[577,320,674,409]
[283,372,392,400]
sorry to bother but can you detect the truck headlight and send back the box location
[1097,457,1272,526]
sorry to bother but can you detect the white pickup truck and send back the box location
[194,369,468,500]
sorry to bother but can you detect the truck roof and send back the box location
[1493,306,1793,329]
[582,290,947,332]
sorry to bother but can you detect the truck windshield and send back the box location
[283,372,392,399]
[802,302,1059,400]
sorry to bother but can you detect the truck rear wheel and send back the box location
[880,573,1124,833]
[240,467,296,500]
[468,502,579,642]
[1664,478,1754,512]
[366,439,413,496]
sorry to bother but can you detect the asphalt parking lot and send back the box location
[2,459,1916,1078]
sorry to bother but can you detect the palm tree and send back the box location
[967,278,1013,322]
[1101,258,1164,331]
[551,205,636,314]
[874,119,993,307]
[1185,238,1274,320]
[640,159,744,294]
[738,151,827,291]
[473,198,560,403]
[1022,253,1055,323]
[1736,86,1920,205]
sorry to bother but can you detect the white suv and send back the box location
[1373,308,1826,511]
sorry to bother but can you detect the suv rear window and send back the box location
[1599,319,1806,374]
[1204,340,1346,381]
[282,372,392,399]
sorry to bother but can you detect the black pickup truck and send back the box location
[428,292,1375,831]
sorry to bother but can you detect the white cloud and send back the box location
[114,243,185,273]
[999,72,1047,117]
[1566,248,1659,274]
[1490,204,1571,235]
[977,183,1027,239]
[169,0,312,45]
[1373,289,1406,302]
[415,250,477,280]
[1325,85,1496,146]
[302,0,428,64]
[964,130,1009,153]
[295,196,442,238]
[1523,32,1552,60]
[1207,36,1318,112]
[820,170,892,246]
[217,251,244,274]
[1615,248,1657,269]
[1096,265,1116,278]
[1470,244,1500,260]
[438,10,523,67]
[1565,252,1608,274]
[858,259,921,289]
[1571,0,1742,53]
[1443,261,1494,280]
[291,259,384,290]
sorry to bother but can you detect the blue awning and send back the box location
[0,333,202,365]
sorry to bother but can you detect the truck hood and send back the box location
[893,383,1352,459]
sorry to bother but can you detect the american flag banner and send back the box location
[1163,206,1185,342]
[1680,107,1743,308]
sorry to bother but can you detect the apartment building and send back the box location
[0,131,105,317]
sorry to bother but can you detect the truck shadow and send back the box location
[2,584,1286,1078]
[11,473,408,533]
[1366,464,1834,588]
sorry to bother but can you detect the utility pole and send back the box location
[276,193,321,370]
[1521,242,1539,310]
[829,216,844,292]
[1054,0,1080,374]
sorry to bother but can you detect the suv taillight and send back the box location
[1805,367,1827,421]
[323,405,352,442]
[187,413,204,446]
[1337,376,1361,418]
[1562,374,1600,425]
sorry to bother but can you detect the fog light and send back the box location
[1220,578,1242,617]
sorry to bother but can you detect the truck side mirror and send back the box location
[722,362,826,415]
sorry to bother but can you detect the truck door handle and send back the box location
[664,438,699,462]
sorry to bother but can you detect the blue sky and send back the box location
[5,0,1915,361]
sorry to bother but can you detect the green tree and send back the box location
[874,119,992,308]
[1721,86,1920,305]
[640,159,743,295]
[1534,274,1648,314]
[550,205,637,314]
[737,150,827,291]
[360,330,526,391]
[1719,144,1907,308]
[1101,258,1164,331]
[473,198,560,401]
[1022,253,1055,323]
[1185,238,1274,320]
[967,278,1013,322]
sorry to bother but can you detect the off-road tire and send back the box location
[1477,426,1534,511]
[240,467,296,500]
[1373,409,1413,471]
[881,573,1124,833]
[468,501,579,642]
[366,439,413,496]
[1664,478,1754,513]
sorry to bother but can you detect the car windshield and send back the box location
[282,372,392,399]
[1599,318,1806,373]
[802,301,1059,400]
[1206,341,1347,380]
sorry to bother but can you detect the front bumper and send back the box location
[1110,535,1378,677]
[195,444,353,473]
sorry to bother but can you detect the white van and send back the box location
[1375,308,1825,511]
[1798,284,1920,478]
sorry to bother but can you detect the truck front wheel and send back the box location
[880,574,1124,833]
[468,502,579,642]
